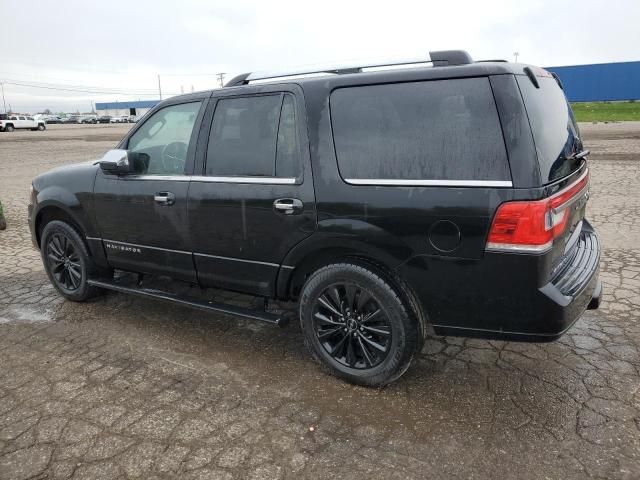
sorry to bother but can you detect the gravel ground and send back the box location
[0,122,638,480]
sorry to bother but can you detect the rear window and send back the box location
[517,75,583,183]
[206,94,301,178]
[330,78,510,183]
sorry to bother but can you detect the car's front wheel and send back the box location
[5,124,14,132]
[37,124,46,131]
[40,220,104,302]
[299,262,421,386]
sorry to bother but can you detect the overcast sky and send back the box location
[1,0,638,113]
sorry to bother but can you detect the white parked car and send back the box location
[110,116,125,123]
[0,115,46,132]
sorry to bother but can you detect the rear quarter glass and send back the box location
[330,77,511,182]
[517,75,583,183]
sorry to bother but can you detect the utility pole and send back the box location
[157,74,163,100]
[513,51,520,63]
[216,73,226,88]
[0,82,6,113]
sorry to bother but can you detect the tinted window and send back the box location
[276,95,300,178]
[206,94,300,178]
[517,75,582,183]
[127,102,202,175]
[331,78,510,181]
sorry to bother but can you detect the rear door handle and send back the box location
[273,198,303,215]
[154,191,175,206]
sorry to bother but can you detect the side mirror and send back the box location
[99,149,132,175]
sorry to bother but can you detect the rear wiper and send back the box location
[571,149,590,160]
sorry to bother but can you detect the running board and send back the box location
[87,278,287,327]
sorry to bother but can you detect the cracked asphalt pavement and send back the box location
[1,123,639,479]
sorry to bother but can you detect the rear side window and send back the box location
[517,75,583,183]
[330,78,510,182]
[206,94,301,178]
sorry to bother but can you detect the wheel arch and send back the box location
[35,203,86,248]
[277,243,428,342]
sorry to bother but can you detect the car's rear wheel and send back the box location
[299,262,421,386]
[40,220,104,302]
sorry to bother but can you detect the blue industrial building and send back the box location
[95,100,159,117]
[546,61,640,102]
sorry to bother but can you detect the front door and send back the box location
[188,86,316,296]
[93,99,206,281]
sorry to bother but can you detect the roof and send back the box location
[95,100,159,110]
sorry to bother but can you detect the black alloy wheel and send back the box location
[300,263,422,386]
[46,232,82,291]
[40,220,107,301]
[312,283,391,369]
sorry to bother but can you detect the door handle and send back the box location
[154,191,175,206]
[273,198,303,215]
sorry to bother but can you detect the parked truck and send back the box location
[0,115,46,132]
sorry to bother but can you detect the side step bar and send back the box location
[87,278,287,327]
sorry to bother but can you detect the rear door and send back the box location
[188,85,316,297]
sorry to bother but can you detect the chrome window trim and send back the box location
[191,176,297,185]
[100,239,295,269]
[344,179,513,187]
[116,175,297,185]
[119,175,190,182]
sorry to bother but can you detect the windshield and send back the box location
[517,75,583,183]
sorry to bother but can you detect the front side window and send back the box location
[330,78,510,182]
[206,94,301,178]
[127,101,202,175]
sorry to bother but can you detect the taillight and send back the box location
[486,170,589,253]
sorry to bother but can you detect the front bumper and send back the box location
[27,203,39,248]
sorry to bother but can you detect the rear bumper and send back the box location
[399,221,601,342]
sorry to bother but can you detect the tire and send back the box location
[299,262,421,386]
[5,124,14,132]
[40,220,103,302]
[37,124,46,131]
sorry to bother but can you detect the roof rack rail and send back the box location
[225,50,474,87]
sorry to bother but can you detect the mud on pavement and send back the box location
[0,123,639,479]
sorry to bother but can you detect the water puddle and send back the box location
[0,306,55,325]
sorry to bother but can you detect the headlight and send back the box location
[29,184,37,204]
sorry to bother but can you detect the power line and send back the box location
[1,77,162,94]
[1,80,180,96]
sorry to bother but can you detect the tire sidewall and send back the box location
[41,221,94,301]
[300,264,417,386]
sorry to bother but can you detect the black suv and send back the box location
[28,51,601,386]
